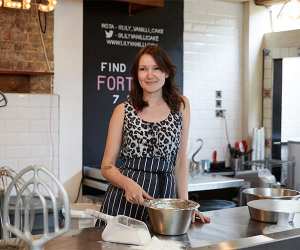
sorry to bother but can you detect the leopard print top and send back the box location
[120,101,183,162]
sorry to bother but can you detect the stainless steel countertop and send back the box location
[49,206,300,250]
[188,173,244,192]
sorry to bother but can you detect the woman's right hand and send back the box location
[123,178,153,204]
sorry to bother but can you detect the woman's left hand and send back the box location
[192,210,210,224]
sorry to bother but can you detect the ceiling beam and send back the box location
[254,0,286,6]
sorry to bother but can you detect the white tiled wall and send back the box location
[184,0,244,162]
[0,94,59,177]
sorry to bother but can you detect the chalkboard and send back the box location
[83,0,183,169]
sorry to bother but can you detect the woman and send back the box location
[100,45,210,223]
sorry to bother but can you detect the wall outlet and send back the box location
[216,99,222,108]
[216,90,222,98]
[216,109,225,118]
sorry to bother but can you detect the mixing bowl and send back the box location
[145,198,199,235]
[242,188,300,203]
[247,199,300,223]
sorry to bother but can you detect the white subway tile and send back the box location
[29,94,52,107]
[6,146,31,159]
[5,94,30,107]
[30,120,50,132]
[0,145,4,159]
[29,133,51,145]
[0,107,19,119]
[5,120,30,132]
[0,120,5,131]
[212,1,243,17]
[30,145,50,158]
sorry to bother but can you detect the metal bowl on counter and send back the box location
[242,188,300,203]
[144,198,199,235]
[243,188,300,223]
[247,199,300,223]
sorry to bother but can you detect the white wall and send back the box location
[184,0,244,162]
[54,0,83,201]
[0,94,59,176]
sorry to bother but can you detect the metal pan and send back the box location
[243,188,300,203]
[247,199,300,223]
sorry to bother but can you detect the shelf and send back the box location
[0,70,54,76]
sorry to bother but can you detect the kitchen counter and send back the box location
[44,206,300,250]
[188,173,244,192]
[83,166,245,192]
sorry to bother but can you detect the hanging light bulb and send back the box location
[38,0,57,12]
[0,0,57,11]
[3,0,22,9]
[22,0,30,10]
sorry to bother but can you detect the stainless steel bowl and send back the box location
[145,198,199,235]
[247,199,299,223]
[243,188,300,203]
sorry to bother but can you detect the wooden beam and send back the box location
[0,70,54,76]
[254,0,286,6]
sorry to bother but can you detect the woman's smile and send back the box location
[138,54,168,94]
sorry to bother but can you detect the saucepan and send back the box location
[144,198,199,235]
[247,199,300,223]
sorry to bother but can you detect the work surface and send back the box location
[44,206,300,250]
[83,166,244,192]
[188,173,244,192]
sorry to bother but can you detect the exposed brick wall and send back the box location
[0,8,53,93]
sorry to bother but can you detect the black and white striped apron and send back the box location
[100,101,183,222]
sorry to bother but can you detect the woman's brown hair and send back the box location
[129,45,184,112]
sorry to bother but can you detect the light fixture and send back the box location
[38,0,57,12]
[277,0,300,19]
[23,0,30,10]
[0,0,57,12]
[3,0,22,9]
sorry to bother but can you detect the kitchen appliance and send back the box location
[3,166,70,250]
[85,209,151,246]
[242,187,300,203]
[247,199,300,223]
[144,198,199,235]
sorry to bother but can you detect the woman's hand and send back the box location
[192,210,210,224]
[123,178,153,204]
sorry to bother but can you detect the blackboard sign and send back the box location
[83,0,183,169]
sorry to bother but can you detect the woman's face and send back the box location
[137,54,168,95]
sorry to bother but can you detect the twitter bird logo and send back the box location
[105,30,113,38]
